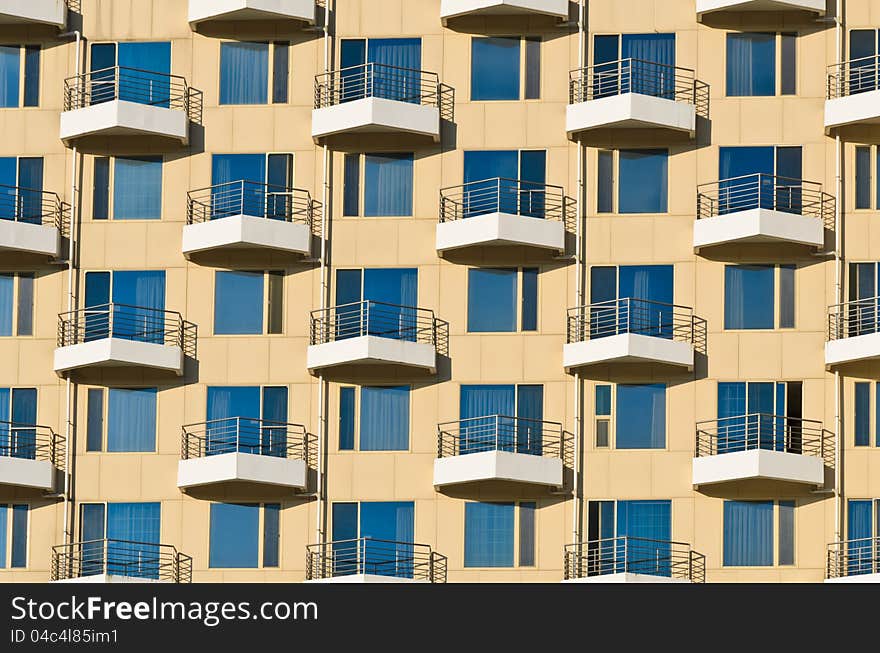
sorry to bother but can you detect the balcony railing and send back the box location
[0,422,64,468]
[697,174,835,229]
[439,177,575,228]
[63,66,203,125]
[314,62,454,122]
[306,537,447,582]
[181,417,315,465]
[828,297,880,341]
[57,303,197,359]
[566,298,707,353]
[187,181,315,227]
[827,537,880,579]
[569,58,709,118]
[310,301,449,355]
[695,414,833,465]
[437,415,568,463]
[0,185,67,233]
[564,537,706,583]
[51,539,193,583]
[828,54,880,99]
[67,0,81,12]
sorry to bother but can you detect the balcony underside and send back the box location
[0,0,66,28]
[693,208,824,252]
[312,98,440,146]
[436,212,565,255]
[692,449,824,488]
[305,574,429,584]
[563,333,694,374]
[564,573,691,584]
[60,100,189,150]
[182,216,311,259]
[54,339,185,377]
[0,221,60,259]
[52,575,172,584]
[825,574,880,584]
[177,453,307,492]
[696,0,825,18]
[433,451,563,489]
[440,0,569,24]
[567,94,696,140]
[307,336,437,376]
[188,0,316,28]
[825,332,880,368]
[0,458,55,492]
[825,91,880,132]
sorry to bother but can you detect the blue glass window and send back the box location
[615,384,666,449]
[10,504,27,568]
[0,46,20,108]
[723,500,774,566]
[618,150,667,213]
[468,268,516,332]
[360,386,410,451]
[471,37,520,101]
[463,150,546,218]
[464,502,514,567]
[0,156,44,224]
[339,387,355,451]
[107,388,157,452]
[855,382,870,447]
[23,47,38,107]
[0,274,12,337]
[459,385,544,456]
[856,147,872,209]
[332,502,414,577]
[220,42,269,105]
[363,154,413,217]
[263,504,280,568]
[113,157,162,220]
[727,33,776,96]
[209,503,260,568]
[214,271,264,335]
[725,265,775,329]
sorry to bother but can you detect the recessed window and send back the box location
[92,156,163,221]
[0,273,34,337]
[0,156,44,223]
[343,153,414,217]
[594,384,666,449]
[587,500,672,574]
[471,36,541,101]
[79,502,161,578]
[467,268,538,333]
[0,387,37,457]
[0,504,28,568]
[726,32,796,97]
[331,502,415,576]
[724,264,796,330]
[86,387,157,453]
[90,42,171,107]
[219,41,289,105]
[847,499,880,573]
[83,271,166,343]
[0,45,39,108]
[459,385,543,454]
[213,270,284,335]
[338,386,410,452]
[464,502,536,568]
[209,503,280,568]
[597,149,668,214]
[723,500,795,567]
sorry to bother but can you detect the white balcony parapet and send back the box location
[826,537,880,583]
[563,537,706,583]
[51,540,192,583]
[692,414,829,487]
[54,303,196,377]
[0,423,63,492]
[436,178,569,254]
[567,59,708,140]
[563,299,704,373]
[188,0,316,28]
[826,55,880,131]
[312,63,452,145]
[694,174,831,251]
[177,417,313,492]
[433,415,565,489]
[60,67,203,149]
[306,538,447,583]
[183,181,314,258]
[826,298,880,367]
[0,0,68,28]
[440,0,569,25]
[0,187,66,260]
[696,0,825,19]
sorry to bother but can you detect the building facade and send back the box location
[0,0,878,584]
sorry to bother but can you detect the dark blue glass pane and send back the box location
[724,265,774,329]
[117,42,171,108]
[468,268,517,332]
[219,42,268,105]
[340,39,366,103]
[519,151,546,217]
[214,271,264,335]
[209,503,259,568]
[84,271,110,342]
[86,388,104,452]
[618,150,667,213]
[856,147,871,209]
[212,154,267,218]
[23,46,39,107]
[261,387,287,457]
[272,42,289,104]
[521,268,538,331]
[726,33,775,97]
[463,150,519,216]
[0,46,19,108]
[595,386,611,416]
[339,387,355,451]
[516,385,543,455]
[331,502,359,576]
[464,502,514,567]
[471,37,520,101]
[615,384,666,449]
[10,505,26,568]
[263,504,280,567]
[343,154,360,217]
[363,153,413,217]
[17,158,43,224]
[723,501,774,566]
[855,382,870,446]
[89,43,116,106]
[10,388,36,460]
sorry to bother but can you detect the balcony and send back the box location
[826,56,880,132]
[178,418,313,494]
[563,537,706,584]
[826,298,880,367]
[0,0,70,28]
[563,299,705,374]
[188,0,316,30]
[436,178,570,257]
[826,538,880,583]
[0,423,63,493]
[440,0,569,25]
[54,304,197,378]
[567,59,708,142]
[693,415,830,488]
[313,63,453,147]
[308,301,448,377]
[306,538,447,584]
[433,416,565,491]
[694,174,831,253]
[183,181,314,262]
[0,186,66,262]
[61,67,203,152]
[696,0,826,20]
[51,540,192,584]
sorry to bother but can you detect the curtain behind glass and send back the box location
[621,34,675,98]
[360,386,409,451]
[0,389,8,459]
[723,501,774,566]
[726,33,775,97]
[366,38,421,103]
[213,271,264,335]
[359,502,414,577]
[618,150,667,214]
[460,385,515,454]
[724,265,774,329]
[471,37,520,101]
[211,154,266,219]
[107,388,157,453]
[0,274,12,337]
[363,267,418,341]
[208,503,259,569]
[10,388,36,460]
[467,268,517,332]
[206,386,261,455]
[17,158,43,224]
[363,154,413,217]
[464,502,514,567]
[516,385,543,455]
[113,157,162,220]
[618,265,674,338]
[616,500,671,576]
[847,500,873,575]
[117,42,171,108]
[0,46,19,108]
[111,270,166,343]
[717,382,747,454]
[615,384,666,449]
[106,502,161,579]
[220,42,269,105]
[463,150,519,217]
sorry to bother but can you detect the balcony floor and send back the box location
[693,208,824,252]
[0,0,66,27]
[696,0,825,18]
[0,457,55,492]
[52,575,172,584]
[564,573,691,584]
[436,212,565,255]
[826,332,880,368]
[60,100,189,150]
[188,0,316,27]
[433,451,563,489]
[563,333,694,374]
[692,449,825,488]
[307,336,437,375]
[440,0,569,24]
[567,94,696,140]
[312,98,440,146]
[825,573,880,584]
[182,215,311,259]
[177,452,308,492]
[305,574,429,584]
[0,220,61,259]
[54,339,185,377]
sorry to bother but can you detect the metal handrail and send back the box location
[437,415,568,463]
[0,184,68,233]
[306,537,447,582]
[697,173,835,229]
[827,54,880,99]
[186,180,315,226]
[695,413,833,465]
[63,66,203,125]
[569,58,710,118]
[564,536,705,583]
[51,539,193,583]
[181,417,315,466]
[827,536,880,579]
[0,422,64,468]
[57,302,198,359]
[828,296,880,341]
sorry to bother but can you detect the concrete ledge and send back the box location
[440,0,569,23]
[0,457,55,492]
[54,339,185,376]
[563,333,694,373]
[696,0,825,17]
[189,0,316,26]
[0,0,66,27]
[563,573,691,584]
[567,93,696,138]
[305,574,429,584]
[433,450,563,488]
[312,97,440,143]
[177,452,307,491]
[436,212,565,253]
[825,573,880,584]
[182,215,311,257]
[61,100,189,146]
[0,220,60,258]
[307,335,436,374]
[692,449,824,487]
[826,332,880,367]
[52,574,171,584]
[693,208,824,251]
[825,90,880,131]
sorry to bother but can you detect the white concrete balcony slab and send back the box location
[826,57,880,131]
[564,572,692,584]
[563,299,703,373]
[440,0,569,24]
[0,189,66,260]
[188,0,316,28]
[183,182,314,259]
[0,0,67,28]
[693,414,829,488]
[696,0,825,18]
[51,540,192,583]
[826,300,880,367]
[305,574,430,584]
[0,424,62,492]
[826,538,880,582]
[54,304,196,377]
[564,538,705,583]
[306,539,447,583]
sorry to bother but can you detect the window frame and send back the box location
[462,501,538,569]
[212,270,284,336]
[341,152,416,218]
[336,385,412,453]
[84,387,159,454]
[0,273,35,338]
[0,503,29,569]
[723,264,796,331]
[92,155,165,221]
[469,35,542,102]
[724,32,797,98]
[207,502,281,569]
[0,44,40,109]
[592,383,668,451]
[218,40,290,106]
[466,267,540,334]
[721,500,796,568]
[853,144,880,211]
[595,148,669,215]
[852,380,880,448]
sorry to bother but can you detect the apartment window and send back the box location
[0,388,37,457]
[724,265,796,330]
[471,36,540,101]
[332,502,415,575]
[84,271,166,343]
[0,45,39,107]
[590,265,674,338]
[854,146,880,210]
[209,503,281,568]
[847,500,880,568]
[586,500,673,576]
[219,41,289,105]
[340,38,422,104]
[594,384,666,449]
[853,381,880,447]
[0,504,28,568]
[717,381,803,453]
[593,33,675,98]
[726,32,796,96]
[338,386,410,451]
[463,150,547,217]
[343,153,414,217]
[597,149,668,214]
[849,29,880,95]
[80,503,160,578]
[459,385,543,454]
[0,157,44,222]
[92,156,163,220]
[0,273,34,337]
[214,270,283,335]
[464,502,536,568]
[467,268,538,333]
[205,386,288,455]
[211,153,294,218]
[90,42,171,107]
[723,500,795,567]
[86,388,157,453]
